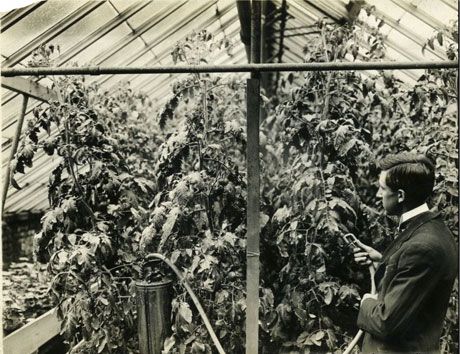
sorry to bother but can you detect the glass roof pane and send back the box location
[289,1,322,23]
[123,50,156,67]
[120,0,174,28]
[1,87,19,103]
[2,98,43,133]
[11,3,121,68]
[140,3,217,44]
[417,0,455,27]
[386,29,439,60]
[2,94,24,127]
[99,37,147,65]
[63,24,131,65]
[109,0,135,13]
[118,23,241,93]
[119,4,234,69]
[1,87,9,96]
[0,0,82,57]
[397,12,436,40]
[40,2,116,58]
[284,48,304,62]
[367,0,406,22]
[129,39,246,101]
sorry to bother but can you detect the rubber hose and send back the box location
[343,265,376,354]
[146,253,226,354]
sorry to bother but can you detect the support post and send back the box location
[2,94,29,216]
[246,1,261,353]
[245,78,260,354]
[236,0,251,62]
[250,0,261,66]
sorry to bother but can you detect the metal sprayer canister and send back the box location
[136,279,173,354]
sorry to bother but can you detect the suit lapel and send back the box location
[374,211,440,288]
[381,211,439,264]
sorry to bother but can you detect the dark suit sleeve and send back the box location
[357,243,441,340]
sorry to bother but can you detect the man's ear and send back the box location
[397,189,405,203]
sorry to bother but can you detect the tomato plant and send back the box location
[258,14,458,354]
[10,13,457,354]
[141,30,249,353]
[12,44,164,352]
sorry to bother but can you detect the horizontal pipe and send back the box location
[1,60,457,76]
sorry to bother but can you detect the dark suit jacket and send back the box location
[357,211,458,353]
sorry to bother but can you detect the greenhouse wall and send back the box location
[2,212,42,266]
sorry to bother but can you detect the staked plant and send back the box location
[258,14,458,354]
[12,45,162,352]
[141,30,249,353]
[10,14,457,354]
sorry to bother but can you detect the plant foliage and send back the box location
[11,14,458,354]
[12,45,163,351]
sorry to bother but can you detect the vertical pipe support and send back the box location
[245,77,261,354]
[236,0,251,62]
[2,94,29,216]
[246,2,261,352]
[250,0,261,67]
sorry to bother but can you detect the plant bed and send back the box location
[3,258,56,335]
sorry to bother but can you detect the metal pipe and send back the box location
[1,60,457,77]
[275,0,288,94]
[260,1,278,96]
[246,1,261,352]
[245,78,261,354]
[246,4,261,353]
[250,0,261,65]
[236,0,251,62]
[2,94,29,216]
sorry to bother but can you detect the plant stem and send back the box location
[203,157,233,173]
[64,117,96,227]
[203,79,209,143]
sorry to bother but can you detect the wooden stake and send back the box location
[2,94,29,216]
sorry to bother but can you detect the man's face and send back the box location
[377,170,401,215]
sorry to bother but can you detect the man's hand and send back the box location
[361,292,378,304]
[353,239,382,268]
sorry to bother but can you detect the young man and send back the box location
[353,152,458,353]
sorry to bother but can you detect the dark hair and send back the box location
[378,152,435,205]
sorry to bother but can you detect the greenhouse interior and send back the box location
[1,0,458,353]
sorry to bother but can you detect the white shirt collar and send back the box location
[400,203,430,225]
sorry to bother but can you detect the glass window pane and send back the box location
[418,0,456,27]
[65,24,131,65]
[1,0,83,57]
[121,1,176,29]
[44,3,117,60]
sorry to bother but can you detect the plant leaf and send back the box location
[179,302,192,323]
[162,207,181,240]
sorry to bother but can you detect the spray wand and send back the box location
[341,233,376,354]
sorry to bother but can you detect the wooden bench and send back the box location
[3,308,60,354]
